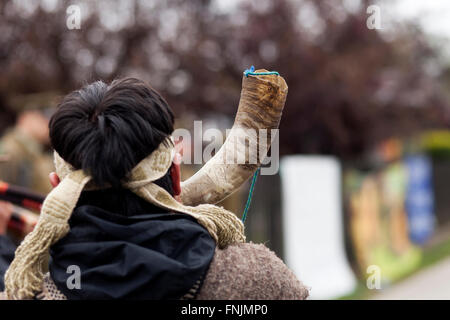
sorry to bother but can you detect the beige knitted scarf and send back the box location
[4,138,245,300]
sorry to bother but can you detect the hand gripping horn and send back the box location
[180,69,288,206]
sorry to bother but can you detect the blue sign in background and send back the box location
[405,155,435,245]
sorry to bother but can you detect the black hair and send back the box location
[49,78,175,216]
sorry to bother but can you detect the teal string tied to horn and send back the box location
[243,65,280,77]
[241,66,279,223]
[242,167,260,223]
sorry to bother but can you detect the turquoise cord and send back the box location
[242,168,261,223]
[240,66,279,223]
[244,65,279,77]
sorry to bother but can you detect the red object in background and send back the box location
[0,181,43,234]
[0,181,8,193]
[0,181,44,210]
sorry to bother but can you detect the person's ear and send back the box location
[49,172,60,188]
[170,153,182,199]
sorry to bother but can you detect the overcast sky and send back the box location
[213,0,450,39]
[384,0,450,39]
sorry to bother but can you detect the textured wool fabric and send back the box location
[196,242,310,300]
[35,273,67,300]
[34,273,205,300]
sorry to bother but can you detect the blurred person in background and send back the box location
[0,94,56,289]
[0,93,57,195]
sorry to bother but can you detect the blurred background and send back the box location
[1,0,450,299]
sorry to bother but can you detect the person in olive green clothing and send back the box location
[0,94,56,195]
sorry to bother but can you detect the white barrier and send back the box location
[280,156,357,299]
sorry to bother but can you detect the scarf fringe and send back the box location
[190,204,245,249]
[4,219,69,299]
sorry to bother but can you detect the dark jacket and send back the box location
[0,235,16,291]
[49,192,216,300]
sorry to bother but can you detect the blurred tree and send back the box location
[0,0,449,159]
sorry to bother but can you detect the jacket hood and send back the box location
[49,204,215,300]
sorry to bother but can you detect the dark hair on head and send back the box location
[49,78,175,215]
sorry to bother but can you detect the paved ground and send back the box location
[371,257,450,300]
